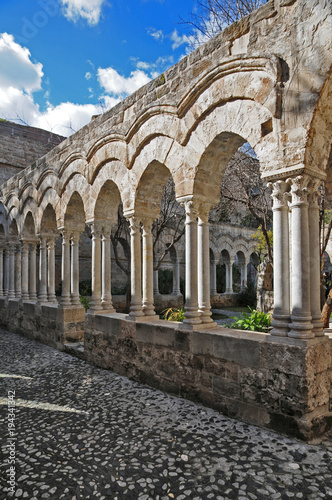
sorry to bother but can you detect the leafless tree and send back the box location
[182,0,268,48]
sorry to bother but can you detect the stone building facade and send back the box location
[0,0,331,440]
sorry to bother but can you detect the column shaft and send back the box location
[15,245,22,299]
[47,239,57,303]
[29,243,37,301]
[61,231,71,306]
[38,236,48,303]
[128,217,144,318]
[172,259,181,295]
[198,214,213,324]
[182,201,201,325]
[210,261,217,295]
[101,229,115,312]
[90,225,103,311]
[71,232,80,306]
[21,241,29,301]
[288,176,314,338]
[3,249,9,296]
[153,269,159,295]
[8,245,15,299]
[0,248,3,297]
[142,219,156,317]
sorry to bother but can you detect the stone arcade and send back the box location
[0,0,331,439]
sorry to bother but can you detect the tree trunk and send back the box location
[321,288,332,328]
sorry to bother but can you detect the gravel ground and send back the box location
[0,328,331,500]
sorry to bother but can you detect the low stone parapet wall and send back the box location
[0,298,85,349]
[84,313,332,441]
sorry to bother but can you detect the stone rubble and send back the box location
[0,329,331,500]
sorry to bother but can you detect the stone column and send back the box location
[269,180,291,336]
[181,200,201,326]
[128,216,144,318]
[172,259,181,295]
[308,179,324,337]
[15,244,22,299]
[29,242,38,301]
[197,207,214,324]
[71,231,81,306]
[226,260,233,293]
[240,260,247,290]
[101,226,115,312]
[210,260,217,295]
[7,244,16,299]
[3,248,9,296]
[47,238,57,304]
[0,247,4,297]
[38,235,48,303]
[287,175,314,338]
[142,218,156,318]
[21,240,29,301]
[60,230,71,307]
[153,269,159,295]
[89,223,103,312]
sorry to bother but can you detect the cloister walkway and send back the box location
[0,329,331,500]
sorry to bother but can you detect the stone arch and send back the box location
[182,99,273,202]
[38,188,61,228]
[60,175,89,226]
[88,162,126,221]
[21,212,36,239]
[93,180,121,223]
[134,161,173,218]
[64,192,86,230]
[40,204,58,235]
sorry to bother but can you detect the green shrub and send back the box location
[162,307,185,322]
[229,308,271,333]
[238,280,257,308]
[79,279,92,296]
[80,296,91,311]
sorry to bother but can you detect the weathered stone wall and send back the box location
[0,299,85,349]
[0,120,64,184]
[84,313,332,440]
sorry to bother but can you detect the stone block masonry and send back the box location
[84,313,332,441]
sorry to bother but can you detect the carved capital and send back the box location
[128,216,141,236]
[180,200,199,223]
[287,175,310,205]
[307,178,321,209]
[141,217,153,236]
[268,180,290,208]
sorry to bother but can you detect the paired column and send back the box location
[60,230,71,306]
[71,232,81,306]
[142,218,156,318]
[225,260,233,293]
[29,242,38,301]
[210,260,217,295]
[38,235,48,303]
[269,181,291,337]
[15,245,22,299]
[89,223,103,312]
[47,238,57,303]
[7,244,16,299]
[21,240,30,301]
[0,247,4,297]
[240,261,247,290]
[197,207,214,324]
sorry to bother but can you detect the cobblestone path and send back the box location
[0,329,331,500]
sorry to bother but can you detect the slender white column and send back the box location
[89,223,103,311]
[21,241,29,301]
[15,245,22,299]
[29,242,38,301]
[182,200,201,325]
[308,179,324,337]
[172,259,181,295]
[226,260,233,293]
[60,230,71,306]
[287,175,314,338]
[142,218,156,317]
[3,248,9,296]
[198,208,214,324]
[71,231,80,306]
[153,269,159,295]
[210,261,217,295]
[128,216,144,318]
[38,235,48,303]
[101,226,115,312]
[269,181,291,336]
[0,247,4,297]
[47,238,57,304]
[8,244,16,299]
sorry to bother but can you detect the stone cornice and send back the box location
[262,165,326,182]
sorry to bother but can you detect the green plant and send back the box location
[80,296,91,311]
[229,307,271,332]
[162,307,185,322]
[79,279,92,296]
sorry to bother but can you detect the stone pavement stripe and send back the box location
[0,328,331,500]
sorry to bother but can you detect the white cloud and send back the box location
[97,67,151,97]
[59,0,107,26]
[170,29,189,50]
[0,33,43,92]
[85,71,92,80]
[147,28,164,42]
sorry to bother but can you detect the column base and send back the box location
[180,321,218,330]
[288,315,314,339]
[127,314,158,322]
[270,314,291,337]
[311,314,324,337]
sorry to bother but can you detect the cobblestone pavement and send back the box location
[0,329,331,500]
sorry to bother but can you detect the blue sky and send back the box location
[0,0,197,136]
